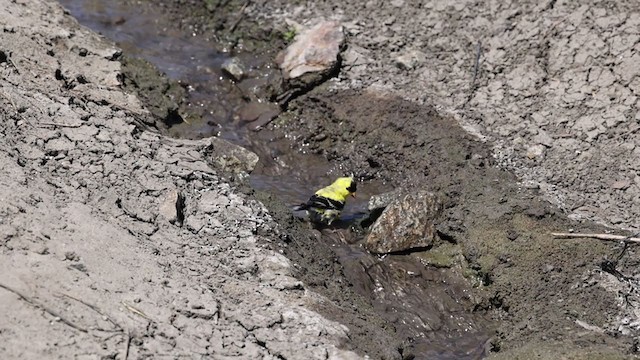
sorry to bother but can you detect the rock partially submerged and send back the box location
[221,57,247,81]
[235,101,282,131]
[208,137,260,174]
[276,20,344,87]
[365,191,443,254]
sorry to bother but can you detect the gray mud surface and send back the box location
[3,0,640,359]
[0,1,386,359]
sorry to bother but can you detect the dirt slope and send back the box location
[0,1,394,358]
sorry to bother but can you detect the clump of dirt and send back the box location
[119,56,187,129]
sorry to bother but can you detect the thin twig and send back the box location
[0,90,17,110]
[38,122,82,128]
[229,0,250,33]
[552,232,640,244]
[54,292,123,332]
[7,58,21,75]
[124,331,132,360]
[0,283,88,333]
[121,301,154,322]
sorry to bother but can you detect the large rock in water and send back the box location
[276,21,344,85]
[365,191,444,254]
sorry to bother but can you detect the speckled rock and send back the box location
[365,191,443,254]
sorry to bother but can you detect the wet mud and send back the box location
[267,89,635,358]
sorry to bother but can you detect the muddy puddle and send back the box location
[60,1,491,357]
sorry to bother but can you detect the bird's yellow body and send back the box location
[296,177,357,225]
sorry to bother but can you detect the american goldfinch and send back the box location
[294,177,357,225]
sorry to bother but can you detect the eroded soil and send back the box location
[3,0,640,359]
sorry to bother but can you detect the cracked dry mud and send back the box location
[0,1,378,359]
[4,0,640,360]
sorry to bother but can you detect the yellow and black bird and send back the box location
[294,176,357,225]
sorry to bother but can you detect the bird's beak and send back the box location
[351,193,356,198]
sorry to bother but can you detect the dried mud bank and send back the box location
[0,1,392,358]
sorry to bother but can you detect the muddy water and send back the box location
[57,0,381,217]
[60,1,490,358]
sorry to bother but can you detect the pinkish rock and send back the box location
[276,21,344,81]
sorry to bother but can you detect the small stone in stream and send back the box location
[221,57,246,81]
[236,102,281,130]
[276,20,344,84]
[208,137,259,174]
[365,191,443,254]
[359,191,401,228]
[367,191,401,212]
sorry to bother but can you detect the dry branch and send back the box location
[55,292,123,332]
[552,232,640,244]
[124,332,132,360]
[38,122,82,128]
[121,301,154,322]
[0,282,88,333]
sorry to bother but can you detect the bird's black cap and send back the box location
[346,180,357,193]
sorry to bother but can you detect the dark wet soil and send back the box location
[276,89,634,358]
[59,0,638,359]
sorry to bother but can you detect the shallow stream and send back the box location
[59,1,490,357]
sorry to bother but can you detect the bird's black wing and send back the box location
[302,195,344,211]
